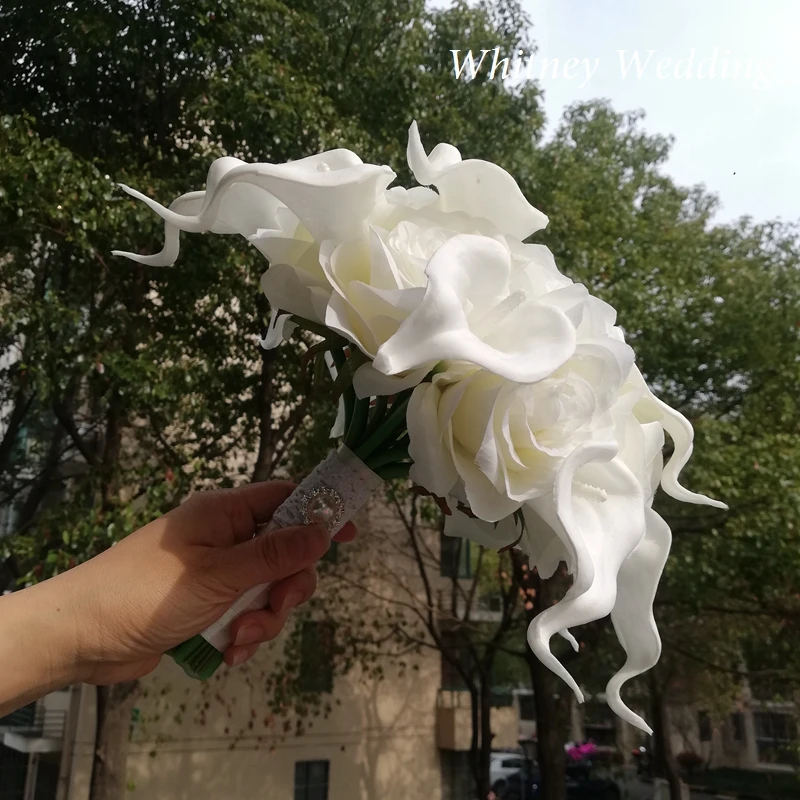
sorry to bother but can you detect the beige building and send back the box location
[666,691,799,774]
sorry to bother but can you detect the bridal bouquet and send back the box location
[114,123,724,733]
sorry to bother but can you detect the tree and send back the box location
[1,2,551,798]
[532,101,800,799]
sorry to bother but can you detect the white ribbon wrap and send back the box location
[201,445,383,651]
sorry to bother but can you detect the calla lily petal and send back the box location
[259,310,297,350]
[260,264,332,328]
[111,189,211,266]
[114,151,396,265]
[560,630,580,652]
[626,369,728,510]
[518,502,572,579]
[605,507,672,735]
[443,506,519,550]
[352,362,430,399]
[407,121,548,239]
[373,235,576,383]
[526,442,646,704]
[648,392,727,509]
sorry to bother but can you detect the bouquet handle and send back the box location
[168,445,383,680]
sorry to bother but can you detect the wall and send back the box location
[66,499,445,800]
[67,645,442,800]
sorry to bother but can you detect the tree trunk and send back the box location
[0,369,32,477]
[649,672,683,800]
[251,329,278,483]
[528,644,570,800]
[478,674,494,799]
[88,682,138,800]
[511,552,570,800]
[469,684,481,795]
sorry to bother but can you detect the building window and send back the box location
[490,689,513,708]
[294,760,329,800]
[698,711,712,742]
[441,533,471,579]
[0,702,36,729]
[299,622,334,693]
[440,630,469,691]
[754,711,799,765]
[519,693,536,721]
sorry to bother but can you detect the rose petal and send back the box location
[407,382,460,498]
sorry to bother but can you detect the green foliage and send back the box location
[534,100,800,703]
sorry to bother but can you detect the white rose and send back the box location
[405,277,635,521]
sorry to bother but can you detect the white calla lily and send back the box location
[373,234,577,384]
[606,507,672,734]
[626,368,728,509]
[113,150,395,265]
[407,121,549,239]
[525,442,646,705]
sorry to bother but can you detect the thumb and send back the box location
[216,524,330,592]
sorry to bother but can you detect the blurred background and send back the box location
[0,2,798,800]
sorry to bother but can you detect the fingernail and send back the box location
[230,647,250,666]
[277,591,304,613]
[234,624,264,647]
[309,524,330,544]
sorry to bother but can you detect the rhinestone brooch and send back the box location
[302,486,345,530]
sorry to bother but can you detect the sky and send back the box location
[445,0,800,225]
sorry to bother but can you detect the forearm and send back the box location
[0,577,83,716]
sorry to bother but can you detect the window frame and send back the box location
[440,533,472,580]
[294,759,330,800]
[298,621,335,693]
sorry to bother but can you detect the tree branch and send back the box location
[52,396,98,466]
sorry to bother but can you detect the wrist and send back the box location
[0,575,85,715]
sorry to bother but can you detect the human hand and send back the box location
[0,481,354,712]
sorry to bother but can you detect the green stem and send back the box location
[362,395,389,439]
[290,315,346,343]
[355,391,412,462]
[365,440,410,471]
[344,395,370,450]
[330,349,354,435]
[375,462,411,481]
